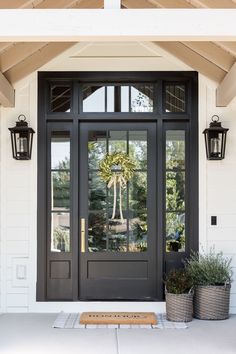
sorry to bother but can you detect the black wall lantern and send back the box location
[8,115,35,160]
[203,115,229,160]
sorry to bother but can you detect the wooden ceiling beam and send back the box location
[122,0,157,8]
[0,43,47,73]
[0,0,44,8]
[148,0,194,8]
[155,42,226,82]
[0,71,14,107]
[217,62,236,106]
[187,0,236,8]
[4,42,75,84]
[216,42,236,57]
[182,42,235,71]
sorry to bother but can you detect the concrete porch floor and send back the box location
[0,313,235,354]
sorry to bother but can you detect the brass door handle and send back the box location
[81,218,86,253]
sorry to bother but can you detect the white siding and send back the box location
[0,42,236,313]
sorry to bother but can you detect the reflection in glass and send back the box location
[89,172,106,211]
[108,218,127,252]
[50,85,71,112]
[88,131,106,169]
[129,172,147,211]
[131,85,154,112]
[165,83,186,113]
[109,131,127,154]
[88,212,107,252]
[166,213,185,252]
[88,130,148,253]
[129,131,147,169]
[166,172,185,211]
[83,86,105,112]
[51,133,70,170]
[129,209,147,252]
[166,130,185,170]
[166,130,185,253]
[52,171,70,210]
[51,212,70,252]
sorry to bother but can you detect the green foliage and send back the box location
[165,269,193,294]
[99,152,136,184]
[185,248,233,286]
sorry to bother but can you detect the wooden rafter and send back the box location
[4,42,75,84]
[217,42,236,57]
[155,42,226,82]
[122,0,156,8]
[0,43,47,73]
[148,0,194,8]
[182,42,235,71]
[0,71,14,107]
[216,62,236,106]
[187,0,236,8]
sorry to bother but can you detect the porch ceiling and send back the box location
[0,0,236,107]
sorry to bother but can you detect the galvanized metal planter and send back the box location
[166,291,193,322]
[194,285,231,320]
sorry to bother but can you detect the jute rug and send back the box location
[53,312,188,329]
[80,312,157,325]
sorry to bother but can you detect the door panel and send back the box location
[79,122,157,300]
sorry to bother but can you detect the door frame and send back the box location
[37,71,198,302]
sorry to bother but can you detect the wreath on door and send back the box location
[99,152,136,223]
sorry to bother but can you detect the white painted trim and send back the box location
[0,9,236,41]
[104,0,121,9]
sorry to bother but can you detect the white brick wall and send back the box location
[0,43,236,313]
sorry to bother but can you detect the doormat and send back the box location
[53,312,188,329]
[80,312,157,325]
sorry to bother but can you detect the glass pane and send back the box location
[88,211,107,252]
[52,171,70,210]
[50,85,71,112]
[131,85,154,112]
[88,130,148,253]
[89,172,106,211]
[166,171,185,211]
[121,86,129,112]
[107,86,115,112]
[166,130,185,170]
[166,212,185,253]
[83,86,105,112]
[129,172,147,212]
[165,83,186,113]
[51,132,70,170]
[109,130,127,154]
[108,217,128,252]
[129,209,147,252]
[88,131,106,169]
[51,212,70,252]
[129,131,147,169]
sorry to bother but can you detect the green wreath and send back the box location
[99,152,136,222]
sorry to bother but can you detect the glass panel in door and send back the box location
[88,130,148,253]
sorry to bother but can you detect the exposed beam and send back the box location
[217,42,236,57]
[0,43,47,72]
[216,62,236,106]
[0,9,236,42]
[4,42,75,84]
[149,0,194,8]
[187,0,236,8]
[0,71,14,107]
[0,0,44,8]
[122,0,156,8]
[155,42,226,82]
[182,42,235,71]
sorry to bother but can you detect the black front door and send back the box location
[79,122,157,300]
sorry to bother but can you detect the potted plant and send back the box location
[165,268,194,322]
[185,248,233,320]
